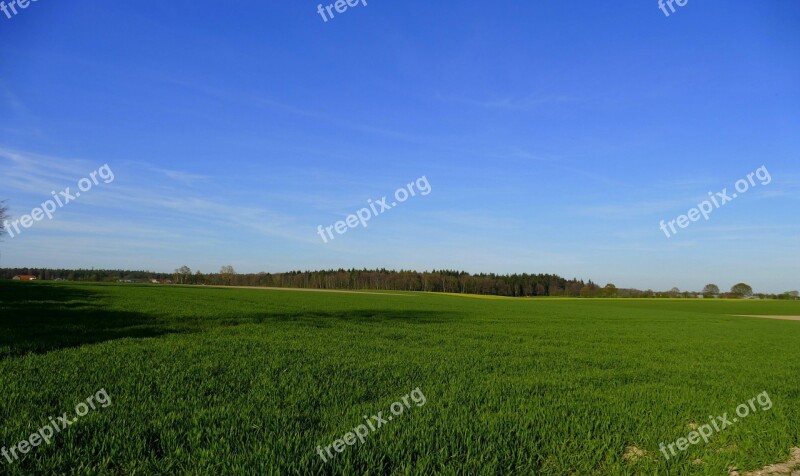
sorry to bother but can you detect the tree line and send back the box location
[1,267,589,296]
[2,266,798,299]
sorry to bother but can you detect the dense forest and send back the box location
[2,267,798,299]
[2,267,586,296]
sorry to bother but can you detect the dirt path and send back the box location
[733,315,800,322]
[729,447,800,476]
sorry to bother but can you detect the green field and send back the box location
[1,281,799,475]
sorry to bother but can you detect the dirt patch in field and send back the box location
[623,446,651,462]
[733,315,800,322]
[728,447,800,476]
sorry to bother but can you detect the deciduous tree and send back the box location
[0,200,8,238]
[220,265,236,285]
[702,284,720,296]
[175,266,192,284]
[730,282,753,297]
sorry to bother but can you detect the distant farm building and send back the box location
[12,275,37,281]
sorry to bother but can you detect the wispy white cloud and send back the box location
[417,209,520,230]
[1,84,28,116]
[130,162,210,185]
[0,147,102,195]
[436,93,578,111]
[574,199,687,219]
[0,147,321,250]
[157,77,431,144]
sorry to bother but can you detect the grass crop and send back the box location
[1,281,799,475]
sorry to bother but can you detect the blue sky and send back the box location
[1,1,798,293]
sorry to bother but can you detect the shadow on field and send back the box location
[0,282,456,358]
[247,309,455,327]
[0,282,174,359]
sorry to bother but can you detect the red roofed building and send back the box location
[12,275,37,281]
